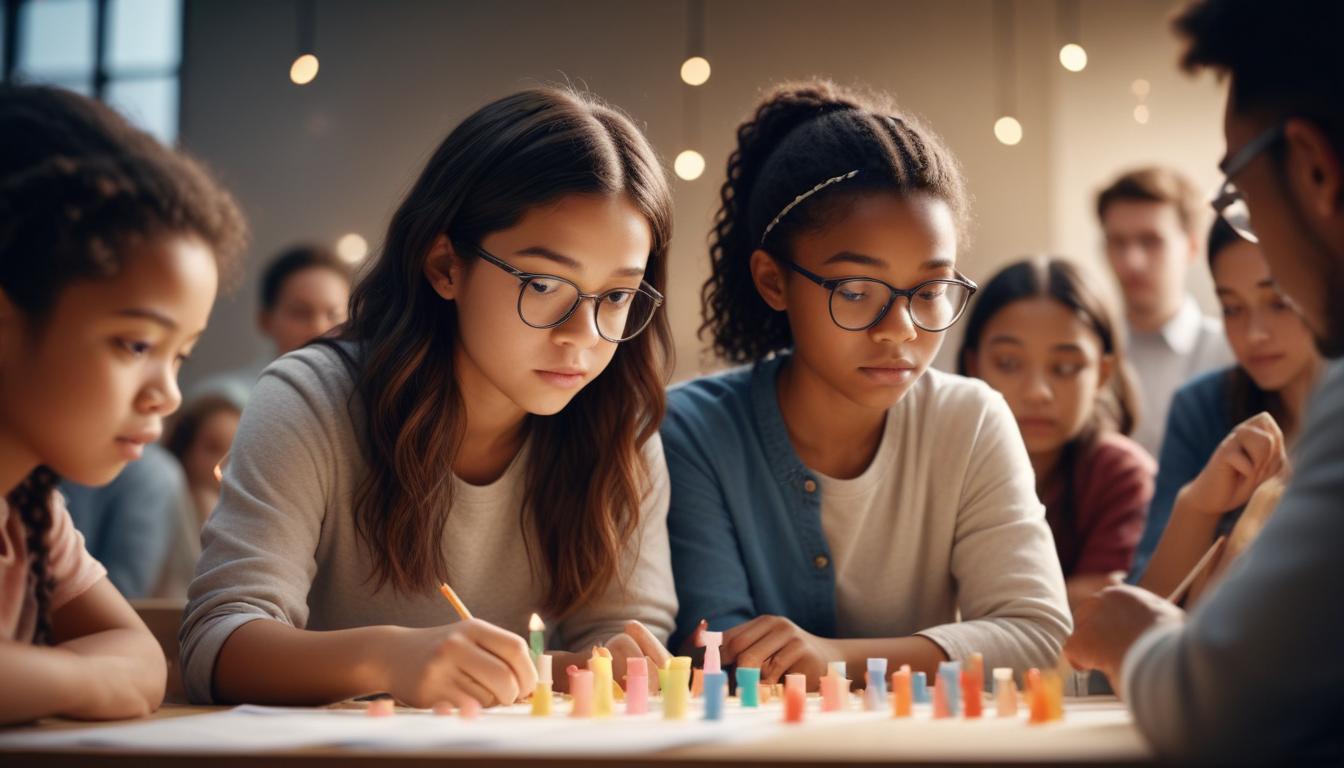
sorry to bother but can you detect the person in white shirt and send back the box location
[1065,1,1344,761]
[1096,166,1232,456]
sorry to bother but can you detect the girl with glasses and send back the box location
[182,88,678,710]
[663,80,1071,688]
[958,257,1153,614]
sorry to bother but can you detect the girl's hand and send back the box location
[59,652,161,721]
[721,615,836,688]
[382,619,536,709]
[602,620,671,695]
[1182,412,1287,517]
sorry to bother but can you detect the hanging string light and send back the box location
[676,0,707,180]
[1056,0,1087,72]
[992,0,1023,146]
[1132,78,1151,124]
[289,0,318,85]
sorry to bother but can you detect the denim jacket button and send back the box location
[813,554,829,570]
[803,478,818,493]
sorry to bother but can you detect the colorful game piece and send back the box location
[865,658,888,711]
[783,673,806,723]
[932,682,950,719]
[891,665,912,717]
[963,653,984,718]
[912,671,929,703]
[1027,670,1050,724]
[663,657,691,720]
[938,661,962,717]
[993,667,1017,717]
[625,657,649,715]
[367,698,394,717]
[528,612,545,665]
[819,675,840,712]
[531,653,554,716]
[568,665,594,718]
[737,667,761,707]
[757,683,772,704]
[1044,672,1064,721]
[700,630,723,674]
[691,667,705,698]
[590,649,614,717]
[703,671,727,720]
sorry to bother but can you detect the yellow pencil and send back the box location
[439,582,474,620]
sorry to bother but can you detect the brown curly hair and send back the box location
[0,84,246,643]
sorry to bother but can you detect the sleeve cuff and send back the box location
[181,612,270,704]
[1119,621,1180,702]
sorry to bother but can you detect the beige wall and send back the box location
[178,0,1225,389]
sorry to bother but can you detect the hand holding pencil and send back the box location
[373,582,536,710]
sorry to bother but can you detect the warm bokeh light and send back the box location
[993,116,1023,146]
[1131,78,1151,98]
[1133,104,1151,125]
[1059,43,1088,72]
[290,53,319,85]
[674,149,706,180]
[680,56,711,86]
[336,233,368,263]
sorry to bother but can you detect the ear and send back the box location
[1097,353,1115,391]
[749,249,789,311]
[1283,118,1343,220]
[422,235,461,301]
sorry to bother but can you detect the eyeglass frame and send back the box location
[775,256,979,332]
[1211,122,1286,243]
[456,241,665,343]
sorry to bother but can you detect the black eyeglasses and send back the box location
[777,257,978,332]
[1212,122,1285,244]
[458,242,664,343]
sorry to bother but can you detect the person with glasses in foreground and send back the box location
[662,80,1072,687]
[181,87,680,711]
[1065,0,1344,760]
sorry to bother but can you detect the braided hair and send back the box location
[0,84,246,643]
[701,80,970,364]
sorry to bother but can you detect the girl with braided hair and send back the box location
[0,84,245,724]
[664,80,1071,688]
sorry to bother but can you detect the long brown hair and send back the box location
[328,87,673,617]
[701,80,969,363]
[0,85,245,642]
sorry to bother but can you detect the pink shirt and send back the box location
[0,491,107,642]
[1044,432,1156,577]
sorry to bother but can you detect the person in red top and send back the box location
[960,257,1155,612]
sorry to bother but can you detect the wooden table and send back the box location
[0,698,1154,767]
